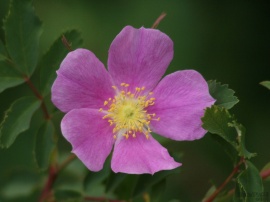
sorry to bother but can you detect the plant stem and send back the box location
[62,35,73,51]
[38,154,77,202]
[151,12,167,29]
[24,76,51,120]
[261,167,270,180]
[57,154,76,172]
[204,158,245,202]
[38,165,57,202]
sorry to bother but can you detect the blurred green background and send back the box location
[0,0,270,201]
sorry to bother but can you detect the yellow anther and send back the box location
[149,92,153,95]
[99,108,103,112]
[103,85,158,140]
[145,102,149,107]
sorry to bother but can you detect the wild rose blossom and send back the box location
[51,26,215,174]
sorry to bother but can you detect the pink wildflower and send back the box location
[51,26,215,174]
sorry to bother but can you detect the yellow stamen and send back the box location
[102,83,159,140]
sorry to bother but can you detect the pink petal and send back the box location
[52,48,115,113]
[61,108,114,171]
[108,26,173,91]
[111,134,181,174]
[148,70,215,141]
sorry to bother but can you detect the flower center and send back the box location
[99,83,159,139]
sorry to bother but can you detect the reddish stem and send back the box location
[62,35,73,51]
[261,167,270,180]
[38,166,57,202]
[24,76,51,120]
[204,158,245,202]
[151,12,167,29]
[224,166,270,198]
[38,155,77,202]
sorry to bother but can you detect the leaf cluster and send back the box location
[201,81,265,202]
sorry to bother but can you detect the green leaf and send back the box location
[202,105,237,148]
[0,59,25,93]
[39,30,83,96]
[208,80,239,109]
[0,40,25,93]
[0,0,9,42]
[202,106,256,160]
[84,158,110,194]
[4,0,42,76]
[229,122,256,159]
[133,167,180,197]
[54,189,83,202]
[1,169,40,199]
[34,120,55,170]
[202,185,216,202]
[150,180,166,202]
[0,96,41,148]
[105,173,127,193]
[0,39,7,59]
[260,81,270,90]
[235,161,264,202]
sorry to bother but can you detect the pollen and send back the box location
[100,83,160,140]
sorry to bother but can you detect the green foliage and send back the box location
[235,161,263,202]
[54,189,83,202]
[133,167,180,197]
[84,158,110,193]
[4,0,42,77]
[0,96,40,148]
[202,105,262,201]
[0,40,25,93]
[0,169,40,200]
[202,106,237,147]
[260,81,270,90]
[202,106,256,160]
[39,30,83,96]
[34,120,55,170]
[208,80,239,109]
[228,122,256,160]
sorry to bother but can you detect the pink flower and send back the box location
[51,26,215,174]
